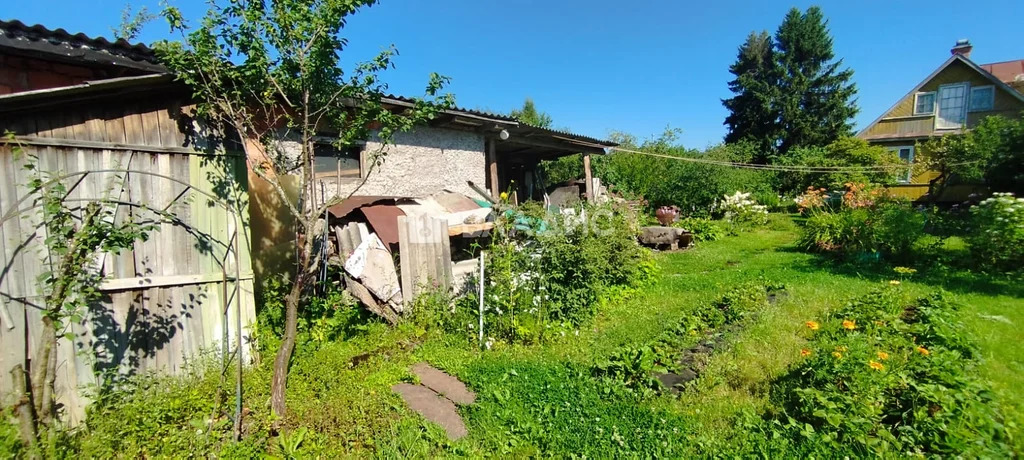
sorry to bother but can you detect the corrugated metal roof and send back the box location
[0,19,166,72]
[382,93,518,123]
[514,121,618,147]
[1,18,616,147]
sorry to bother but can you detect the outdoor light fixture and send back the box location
[498,129,509,140]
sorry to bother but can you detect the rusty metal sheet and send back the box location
[327,196,403,220]
[359,204,406,247]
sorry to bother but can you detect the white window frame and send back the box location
[889,146,915,183]
[968,85,995,112]
[935,83,969,130]
[913,91,936,115]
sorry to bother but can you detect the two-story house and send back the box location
[857,40,1024,201]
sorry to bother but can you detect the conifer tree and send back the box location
[723,31,779,162]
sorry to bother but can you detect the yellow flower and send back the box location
[874,320,885,327]
[889,280,901,285]
[876,351,890,361]
[835,345,848,353]
[894,266,917,275]
[800,349,812,357]
[499,192,509,200]
[842,320,857,330]
[832,351,843,359]
[869,360,885,371]
[916,346,930,356]
[805,321,820,330]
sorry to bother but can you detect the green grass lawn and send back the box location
[21,216,1022,457]
[399,215,1024,457]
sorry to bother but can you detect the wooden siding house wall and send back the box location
[861,60,1024,140]
[859,58,1024,201]
[0,92,256,424]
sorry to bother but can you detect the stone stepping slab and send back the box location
[392,363,477,440]
[411,362,477,405]
[392,383,468,440]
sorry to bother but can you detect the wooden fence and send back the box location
[0,96,256,424]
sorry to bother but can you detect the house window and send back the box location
[969,85,995,112]
[313,140,362,181]
[889,146,914,183]
[914,92,936,115]
[936,83,968,129]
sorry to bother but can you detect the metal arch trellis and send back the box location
[0,167,249,440]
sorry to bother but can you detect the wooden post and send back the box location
[583,152,594,202]
[486,139,499,199]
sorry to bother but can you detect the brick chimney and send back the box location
[951,39,973,58]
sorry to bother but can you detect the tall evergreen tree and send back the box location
[774,6,857,154]
[722,7,857,161]
[723,31,779,162]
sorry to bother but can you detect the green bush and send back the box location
[673,217,727,242]
[748,288,1014,457]
[774,137,903,194]
[966,193,1024,272]
[592,130,774,215]
[255,269,365,354]
[464,201,653,345]
[799,192,924,262]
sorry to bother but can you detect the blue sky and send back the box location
[5,0,1022,147]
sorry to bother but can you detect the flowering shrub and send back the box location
[798,183,924,261]
[450,201,653,345]
[720,191,769,227]
[752,288,1013,457]
[967,192,1024,271]
[793,186,829,214]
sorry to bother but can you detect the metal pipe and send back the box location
[478,251,485,349]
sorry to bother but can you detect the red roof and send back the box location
[980,59,1024,85]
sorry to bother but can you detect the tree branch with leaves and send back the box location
[153,0,453,419]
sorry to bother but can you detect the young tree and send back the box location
[510,98,553,129]
[155,0,452,418]
[774,6,857,154]
[722,31,779,162]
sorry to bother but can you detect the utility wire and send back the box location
[606,146,980,173]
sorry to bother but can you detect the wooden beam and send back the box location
[583,152,594,202]
[6,135,241,157]
[487,138,499,198]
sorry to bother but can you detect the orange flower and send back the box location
[801,349,812,357]
[869,360,885,371]
[832,351,843,359]
[842,320,857,330]
[805,321,820,330]
[916,346,930,356]
[876,351,890,361]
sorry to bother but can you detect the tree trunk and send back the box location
[269,278,302,418]
[30,316,57,424]
[10,364,38,452]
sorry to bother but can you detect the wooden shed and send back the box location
[0,74,256,424]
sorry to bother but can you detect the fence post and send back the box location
[478,251,485,349]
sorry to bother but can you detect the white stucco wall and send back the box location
[283,126,485,199]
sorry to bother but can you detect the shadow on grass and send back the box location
[790,250,1024,299]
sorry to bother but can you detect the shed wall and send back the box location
[0,97,255,424]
